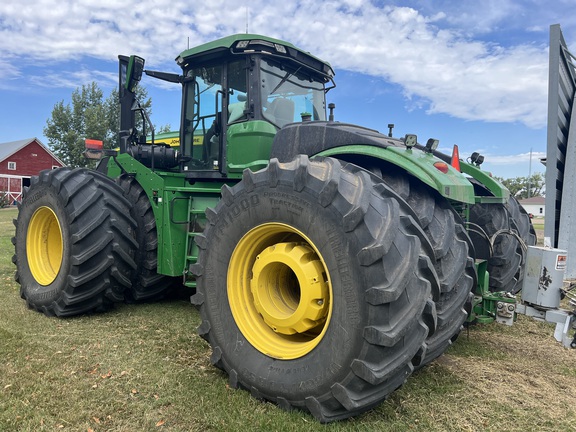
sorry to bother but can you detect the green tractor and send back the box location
[13,34,535,422]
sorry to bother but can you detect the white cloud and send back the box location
[480,153,547,179]
[429,0,522,35]
[482,151,546,166]
[0,58,20,90]
[284,3,549,127]
[0,1,563,127]
[29,69,116,90]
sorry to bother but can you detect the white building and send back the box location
[519,196,546,218]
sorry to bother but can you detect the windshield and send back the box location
[260,58,326,128]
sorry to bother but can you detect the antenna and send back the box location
[245,6,249,33]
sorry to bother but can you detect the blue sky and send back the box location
[1,0,575,178]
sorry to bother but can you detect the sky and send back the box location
[1,0,576,179]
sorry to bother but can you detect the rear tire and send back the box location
[469,202,523,293]
[375,171,475,367]
[191,156,437,422]
[506,196,537,293]
[507,196,536,246]
[116,174,179,302]
[13,168,137,317]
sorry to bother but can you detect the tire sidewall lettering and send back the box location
[217,195,260,236]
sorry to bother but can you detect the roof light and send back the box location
[404,134,417,149]
[469,152,485,166]
[424,138,439,152]
[274,44,287,54]
[236,40,250,49]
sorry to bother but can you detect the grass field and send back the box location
[530,218,544,246]
[1,207,575,431]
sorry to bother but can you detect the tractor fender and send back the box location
[271,121,396,161]
[271,122,475,204]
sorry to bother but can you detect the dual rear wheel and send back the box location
[13,168,137,316]
[14,169,178,316]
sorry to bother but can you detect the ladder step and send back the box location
[184,193,218,284]
[185,197,201,280]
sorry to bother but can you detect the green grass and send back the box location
[1,207,576,431]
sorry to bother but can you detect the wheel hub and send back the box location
[26,206,63,286]
[227,223,333,359]
[250,242,329,335]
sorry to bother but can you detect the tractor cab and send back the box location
[120,35,335,180]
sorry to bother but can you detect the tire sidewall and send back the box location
[202,182,367,400]
[16,183,71,308]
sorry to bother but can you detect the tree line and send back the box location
[494,173,545,199]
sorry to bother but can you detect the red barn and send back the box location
[0,138,65,204]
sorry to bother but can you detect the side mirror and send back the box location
[125,55,145,93]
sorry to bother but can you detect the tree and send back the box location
[495,173,545,199]
[45,82,152,168]
[45,82,104,168]
[103,87,154,149]
[157,124,173,134]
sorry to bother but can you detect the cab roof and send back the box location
[176,34,334,80]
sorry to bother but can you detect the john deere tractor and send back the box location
[13,34,534,422]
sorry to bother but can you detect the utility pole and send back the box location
[527,148,532,199]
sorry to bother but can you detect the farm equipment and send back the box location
[471,246,576,348]
[13,34,541,422]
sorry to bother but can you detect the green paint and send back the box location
[460,161,509,202]
[106,154,225,277]
[317,145,476,204]
[227,121,277,174]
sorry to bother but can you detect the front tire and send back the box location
[191,156,437,422]
[13,168,137,316]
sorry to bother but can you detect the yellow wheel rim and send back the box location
[228,223,332,359]
[26,206,63,286]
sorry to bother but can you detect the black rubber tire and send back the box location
[508,196,536,247]
[375,171,475,368]
[191,156,437,422]
[469,202,522,293]
[116,174,179,302]
[12,168,137,317]
[506,195,537,293]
